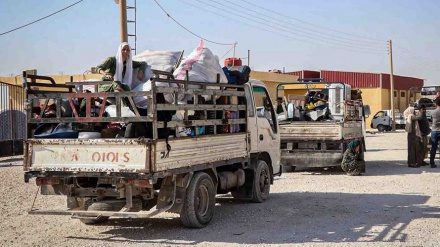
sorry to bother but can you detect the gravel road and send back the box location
[1,131,440,247]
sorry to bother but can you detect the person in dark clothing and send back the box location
[418,105,431,166]
[429,97,440,168]
[276,97,286,114]
[341,140,365,176]
[404,107,424,168]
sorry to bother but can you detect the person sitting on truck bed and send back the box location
[96,42,146,92]
[341,140,365,176]
[404,106,424,168]
[79,42,147,112]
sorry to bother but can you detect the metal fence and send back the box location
[0,81,25,157]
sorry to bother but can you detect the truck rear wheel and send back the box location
[79,198,142,225]
[180,172,216,228]
[251,160,271,203]
[80,199,112,225]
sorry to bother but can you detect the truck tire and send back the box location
[80,199,111,225]
[251,160,271,203]
[377,124,386,132]
[79,198,142,225]
[180,172,216,228]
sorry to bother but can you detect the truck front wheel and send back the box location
[180,172,216,228]
[377,124,386,132]
[251,160,271,203]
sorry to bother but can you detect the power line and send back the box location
[180,0,386,54]
[394,51,440,68]
[0,0,85,36]
[394,45,440,65]
[203,0,386,51]
[179,0,384,54]
[224,0,384,47]
[152,0,235,45]
[239,0,385,43]
[219,45,235,59]
[191,0,386,52]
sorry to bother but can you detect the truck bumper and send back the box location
[281,150,343,168]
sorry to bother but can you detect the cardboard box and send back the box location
[288,95,307,108]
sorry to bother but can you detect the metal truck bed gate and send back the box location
[0,81,25,157]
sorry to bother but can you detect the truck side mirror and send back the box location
[363,105,371,118]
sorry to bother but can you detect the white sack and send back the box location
[133,50,182,73]
[105,105,136,118]
[132,80,179,109]
[131,64,154,89]
[173,40,228,102]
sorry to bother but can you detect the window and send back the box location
[244,84,254,117]
[253,86,277,133]
[394,91,397,97]
[400,91,406,97]
[373,111,385,118]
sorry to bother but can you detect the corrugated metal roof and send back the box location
[288,70,424,89]
[320,70,381,88]
[381,73,424,90]
[285,70,320,79]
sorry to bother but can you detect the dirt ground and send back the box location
[1,130,440,247]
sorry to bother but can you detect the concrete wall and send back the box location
[0,74,101,86]
[360,88,383,129]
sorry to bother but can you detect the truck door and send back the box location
[251,86,280,169]
[371,111,390,129]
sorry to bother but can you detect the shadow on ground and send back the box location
[283,159,440,177]
[0,157,23,167]
[66,191,439,245]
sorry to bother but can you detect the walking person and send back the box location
[429,97,440,168]
[418,105,431,166]
[404,107,424,168]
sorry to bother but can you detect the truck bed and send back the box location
[279,121,363,142]
[25,133,248,175]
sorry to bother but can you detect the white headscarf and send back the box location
[403,107,415,125]
[403,106,422,139]
[114,42,133,88]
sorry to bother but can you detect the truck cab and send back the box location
[370,110,405,132]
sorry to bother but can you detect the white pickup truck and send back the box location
[276,81,367,174]
[23,71,281,228]
[370,110,406,131]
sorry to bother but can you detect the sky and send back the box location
[1,0,439,85]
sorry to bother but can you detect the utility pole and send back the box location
[232,42,237,66]
[388,40,396,131]
[247,49,250,66]
[117,0,128,43]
